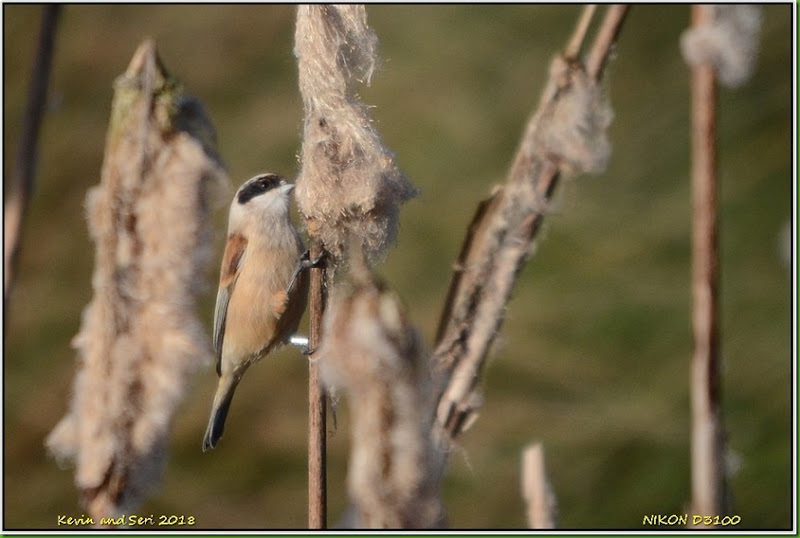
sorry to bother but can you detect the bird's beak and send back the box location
[280,182,295,195]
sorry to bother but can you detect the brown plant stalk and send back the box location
[307,229,327,529]
[679,5,761,523]
[4,4,61,302]
[687,3,727,521]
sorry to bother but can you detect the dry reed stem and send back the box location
[686,4,728,524]
[585,5,629,80]
[319,246,443,528]
[432,5,628,440]
[45,39,226,523]
[564,5,597,60]
[522,443,558,529]
[307,231,327,529]
[4,5,61,302]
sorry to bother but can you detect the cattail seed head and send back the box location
[318,246,443,528]
[294,5,418,264]
[46,39,227,521]
[681,5,762,88]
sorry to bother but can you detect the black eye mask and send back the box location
[237,174,284,205]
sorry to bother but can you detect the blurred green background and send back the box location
[3,4,793,530]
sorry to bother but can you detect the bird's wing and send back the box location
[213,233,248,376]
[272,253,310,345]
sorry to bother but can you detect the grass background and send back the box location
[3,4,793,530]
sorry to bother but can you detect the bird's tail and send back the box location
[202,374,241,451]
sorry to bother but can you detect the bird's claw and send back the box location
[299,249,327,270]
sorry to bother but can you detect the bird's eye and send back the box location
[262,175,281,190]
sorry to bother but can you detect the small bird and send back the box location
[203,173,310,451]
